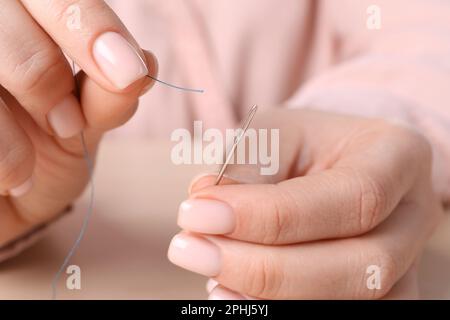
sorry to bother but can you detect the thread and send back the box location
[51,63,203,299]
[51,62,95,300]
[51,131,94,300]
[146,75,204,93]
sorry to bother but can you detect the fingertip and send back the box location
[188,173,240,195]
[92,32,148,90]
[143,50,158,79]
[9,177,33,198]
[138,50,158,96]
[167,232,221,277]
[208,285,246,300]
[188,173,217,195]
[206,279,219,293]
[177,198,236,235]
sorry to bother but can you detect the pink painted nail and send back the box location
[209,286,246,300]
[47,95,85,138]
[206,279,219,293]
[93,32,148,89]
[177,199,235,234]
[9,178,33,197]
[167,233,221,277]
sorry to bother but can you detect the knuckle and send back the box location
[242,254,283,298]
[255,185,297,245]
[267,203,285,244]
[12,44,68,99]
[263,186,295,244]
[353,170,387,233]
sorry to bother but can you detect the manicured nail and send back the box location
[93,32,148,89]
[206,279,219,293]
[47,95,84,138]
[168,233,221,277]
[209,286,246,300]
[9,178,33,197]
[178,199,235,234]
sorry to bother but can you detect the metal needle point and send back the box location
[215,104,258,185]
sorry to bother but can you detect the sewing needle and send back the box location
[215,104,258,185]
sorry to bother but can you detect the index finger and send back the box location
[21,0,150,91]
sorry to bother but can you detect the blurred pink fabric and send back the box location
[106,0,450,203]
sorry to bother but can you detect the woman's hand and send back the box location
[0,1,156,246]
[168,108,443,299]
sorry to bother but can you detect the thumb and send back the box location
[56,50,157,157]
[80,50,157,131]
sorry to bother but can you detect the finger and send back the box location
[181,125,425,244]
[21,0,152,92]
[208,285,246,300]
[3,92,95,224]
[169,201,435,299]
[208,267,419,300]
[50,50,156,159]
[382,263,419,300]
[207,282,260,300]
[0,0,84,137]
[0,98,34,197]
[78,50,157,131]
[188,174,239,195]
[206,279,219,293]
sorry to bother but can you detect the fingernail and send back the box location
[206,279,219,293]
[9,178,33,197]
[47,95,85,138]
[168,233,221,277]
[178,199,235,234]
[93,32,148,89]
[209,286,246,300]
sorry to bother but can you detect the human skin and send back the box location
[0,0,157,245]
[168,109,444,299]
[0,1,444,300]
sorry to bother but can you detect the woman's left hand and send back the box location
[167,108,443,299]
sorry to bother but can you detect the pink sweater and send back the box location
[107,0,450,203]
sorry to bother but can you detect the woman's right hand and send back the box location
[0,0,157,245]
